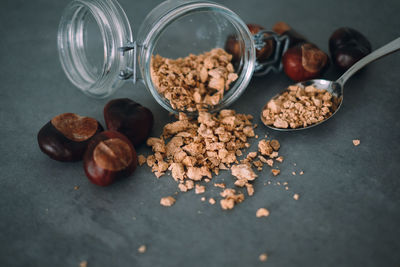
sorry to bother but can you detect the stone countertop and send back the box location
[1,0,399,266]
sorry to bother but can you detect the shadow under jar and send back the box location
[58,0,287,114]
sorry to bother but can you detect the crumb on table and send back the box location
[256,208,270,218]
[138,245,146,253]
[259,253,268,262]
[353,139,360,146]
[160,196,176,207]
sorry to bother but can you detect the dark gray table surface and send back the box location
[1,0,400,266]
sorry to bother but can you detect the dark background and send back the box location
[1,0,400,266]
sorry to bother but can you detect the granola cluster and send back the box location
[145,110,254,180]
[142,109,287,210]
[150,48,238,112]
[229,138,282,197]
[220,188,245,210]
[262,85,339,129]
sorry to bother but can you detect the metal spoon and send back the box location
[261,37,400,131]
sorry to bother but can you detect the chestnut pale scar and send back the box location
[93,138,133,171]
[51,113,98,142]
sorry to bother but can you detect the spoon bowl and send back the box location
[261,37,400,131]
[261,79,343,131]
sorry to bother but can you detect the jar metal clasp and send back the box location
[118,41,137,83]
[253,30,290,76]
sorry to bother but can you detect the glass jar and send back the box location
[58,0,288,113]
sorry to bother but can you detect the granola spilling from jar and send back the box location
[143,109,293,210]
[262,84,340,129]
[145,110,255,179]
[144,109,257,208]
[150,48,238,112]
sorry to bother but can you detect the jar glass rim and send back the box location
[139,1,256,114]
[58,0,133,98]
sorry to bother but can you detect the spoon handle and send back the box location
[337,37,400,86]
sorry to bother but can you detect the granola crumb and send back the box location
[74,186,79,190]
[258,139,273,156]
[292,171,296,176]
[201,197,206,202]
[246,183,254,196]
[178,183,188,192]
[353,139,360,146]
[195,184,206,194]
[270,139,280,151]
[138,245,146,253]
[276,156,284,163]
[160,196,176,207]
[266,159,274,167]
[220,188,245,210]
[209,198,216,205]
[185,180,194,190]
[80,261,87,267]
[293,193,300,200]
[285,186,289,190]
[259,253,268,262]
[271,169,280,176]
[231,164,257,181]
[138,154,146,166]
[220,198,235,210]
[214,183,226,189]
[299,171,304,175]
[256,208,270,218]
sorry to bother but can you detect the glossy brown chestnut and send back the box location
[83,130,137,186]
[329,27,372,71]
[282,43,329,82]
[104,98,154,147]
[37,113,103,161]
[225,24,275,63]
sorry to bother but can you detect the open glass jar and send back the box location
[58,0,288,113]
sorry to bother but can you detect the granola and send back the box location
[262,84,340,129]
[220,188,245,210]
[259,253,268,262]
[160,196,176,207]
[142,109,301,212]
[146,109,255,184]
[151,48,238,112]
[138,245,146,253]
[353,139,360,146]
[256,208,270,218]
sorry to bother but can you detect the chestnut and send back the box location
[104,98,154,147]
[83,130,137,186]
[273,21,308,48]
[37,113,103,161]
[329,27,371,71]
[282,43,329,82]
[225,24,275,63]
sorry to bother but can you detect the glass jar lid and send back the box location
[58,0,134,98]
